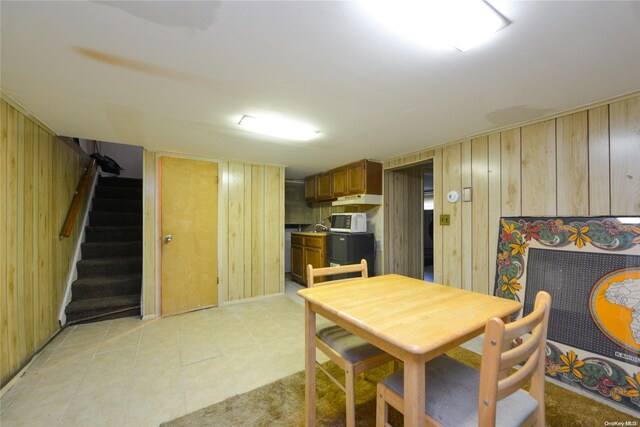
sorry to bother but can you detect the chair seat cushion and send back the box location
[382,355,538,427]
[317,325,386,363]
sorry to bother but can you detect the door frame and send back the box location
[383,157,438,281]
[142,151,222,318]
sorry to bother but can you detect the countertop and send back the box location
[291,231,328,237]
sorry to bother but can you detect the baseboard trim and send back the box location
[0,328,61,394]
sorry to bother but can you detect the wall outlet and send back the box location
[440,214,451,226]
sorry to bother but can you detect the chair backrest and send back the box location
[478,291,551,426]
[306,259,368,288]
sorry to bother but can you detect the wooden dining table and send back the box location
[298,274,522,427]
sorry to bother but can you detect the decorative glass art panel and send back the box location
[494,216,640,413]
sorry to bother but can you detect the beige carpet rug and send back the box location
[163,348,636,426]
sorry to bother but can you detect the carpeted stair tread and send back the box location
[72,275,141,299]
[98,176,142,188]
[85,226,142,242]
[77,257,142,277]
[65,294,141,322]
[92,197,142,213]
[81,241,142,259]
[90,211,142,226]
[66,175,143,324]
[95,186,142,200]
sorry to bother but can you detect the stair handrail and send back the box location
[59,158,98,239]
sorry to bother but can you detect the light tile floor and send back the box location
[0,281,329,427]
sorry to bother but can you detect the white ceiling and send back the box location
[2,1,640,178]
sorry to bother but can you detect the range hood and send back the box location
[332,194,383,206]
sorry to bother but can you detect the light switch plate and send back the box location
[463,187,472,202]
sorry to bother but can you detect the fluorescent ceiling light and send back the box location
[237,114,319,141]
[361,0,508,51]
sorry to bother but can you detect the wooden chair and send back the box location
[308,259,396,427]
[376,291,551,427]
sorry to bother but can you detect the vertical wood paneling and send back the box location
[408,167,423,278]
[7,104,18,371]
[1,100,9,380]
[383,166,423,279]
[217,162,229,304]
[227,162,245,300]
[157,159,285,309]
[22,120,38,354]
[500,129,521,216]
[442,143,462,288]
[243,164,253,298]
[487,133,501,294]
[264,166,282,295]
[609,97,640,215]
[588,105,610,215]
[394,171,404,275]
[37,128,49,345]
[383,170,394,275]
[521,120,556,215]
[1,98,87,386]
[556,112,589,215]
[279,168,285,292]
[50,133,58,330]
[16,115,27,363]
[461,140,472,291]
[251,165,265,297]
[383,94,639,298]
[471,136,489,295]
[48,133,56,332]
[219,162,284,301]
[142,150,157,317]
[433,148,443,283]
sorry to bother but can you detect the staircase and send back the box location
[65,176,143,323]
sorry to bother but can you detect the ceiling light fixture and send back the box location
[237,114,319,141]
[361,0,508,51]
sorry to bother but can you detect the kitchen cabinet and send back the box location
[304,175,316,200]
[347,160,382,195]
[291,232,327,286]
[347,161,366,194]
[316,173,332,200]
[331,167,348,197]
[304,159,383,202]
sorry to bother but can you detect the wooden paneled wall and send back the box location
[384,166,424,278]
[1,98,89,386]
[222,161,284,301]
[384,94,640,294]
[142,154,285,314]
[142,150,157,317]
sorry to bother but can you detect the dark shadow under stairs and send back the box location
[65,176,142,323]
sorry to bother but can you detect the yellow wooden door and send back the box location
[161,156,218,315]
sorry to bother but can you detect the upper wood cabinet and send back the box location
[304,175,316,200]
[316,172,332,200]
[304,159,382,202]
[331,167,348,197]
[347,162,366,194]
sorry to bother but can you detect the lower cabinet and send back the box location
[291,233,327,286]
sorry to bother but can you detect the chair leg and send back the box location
[376,382,388,427]
[345,365,356,427]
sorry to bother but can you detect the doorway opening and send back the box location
[423,161,434,282]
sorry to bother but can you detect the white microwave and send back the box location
[330,213,367,233]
